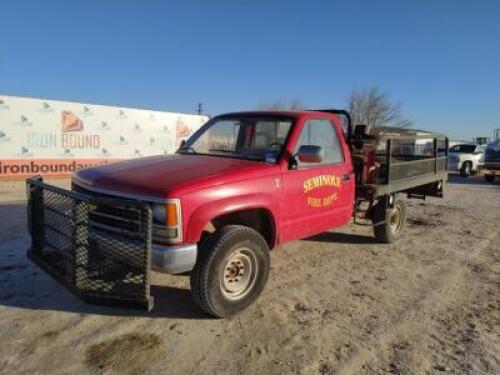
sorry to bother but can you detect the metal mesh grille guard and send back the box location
[26,176,154,311]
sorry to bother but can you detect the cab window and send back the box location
[294,119,344,167]
[253,120,292,149]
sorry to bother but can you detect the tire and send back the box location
[373,197,407,244]
[460,162,472,177]
[485,174,495,183]
[190,225,270,318]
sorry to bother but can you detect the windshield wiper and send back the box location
[178,144,198,154]
[208,149,262,161]
[208,148,240,154]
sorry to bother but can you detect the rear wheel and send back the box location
[460,161,472,177]
[373,197,407,243]
[485,174,495,182]
[190,225,270,318]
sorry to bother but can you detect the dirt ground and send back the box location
[0,175,498,374]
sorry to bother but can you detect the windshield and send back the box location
[178,116,294,162]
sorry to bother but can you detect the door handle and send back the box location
[342,173,351,181]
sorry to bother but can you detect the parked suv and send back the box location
[448,143,485,177]
[484,139,500,182]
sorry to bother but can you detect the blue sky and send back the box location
[1,0,499,140]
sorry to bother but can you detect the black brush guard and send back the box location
[26,176,154,310]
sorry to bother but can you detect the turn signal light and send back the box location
[166,202,178,227]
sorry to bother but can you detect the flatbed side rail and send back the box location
[26,176,154,311]
[385,135,448,184]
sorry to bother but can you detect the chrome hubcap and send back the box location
[220,247,258,301]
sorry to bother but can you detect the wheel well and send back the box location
[207,208,275,248]
[462,161,474,172]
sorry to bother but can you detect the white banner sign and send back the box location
[0,95,208,179]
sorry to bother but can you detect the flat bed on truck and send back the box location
[26,109,448,317]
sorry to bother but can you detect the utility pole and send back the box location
[197,102,203,115]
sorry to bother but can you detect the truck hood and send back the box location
[74,155,271,200]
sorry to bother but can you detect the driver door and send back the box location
[280,117,354,242]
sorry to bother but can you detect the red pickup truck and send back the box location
[27,109,448,317]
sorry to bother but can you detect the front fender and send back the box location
[185,193,279,244]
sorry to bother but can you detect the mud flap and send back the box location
[26,177,154,311]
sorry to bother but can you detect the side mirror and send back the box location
[298,145,324,163]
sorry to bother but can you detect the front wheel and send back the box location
[460,162,472,177]
[373,197,407,243]
[485,174,495,183]
[190,225,270,318]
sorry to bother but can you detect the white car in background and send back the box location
[448,144,485,177]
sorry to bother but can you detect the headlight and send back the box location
[153,205,166,223]
[152,199,182,242]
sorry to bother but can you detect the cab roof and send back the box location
[215,110,339,119]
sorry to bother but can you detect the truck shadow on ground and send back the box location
[447,173,500,187]
[0,268,210,320]
[0,265,209,319]
[305,231,377,244]
[0,201,209,320]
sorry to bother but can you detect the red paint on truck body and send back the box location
[73,111,355,247]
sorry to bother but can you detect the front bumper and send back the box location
[484,162,500,175]
[152,243,197,274]
[26,176,165,311]
[483,169,500,176]
[90,229,197,275]
[26,177,202,311]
